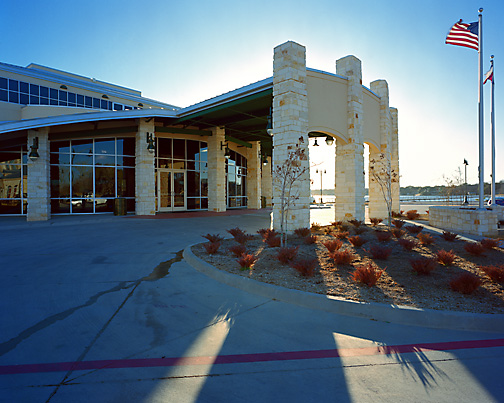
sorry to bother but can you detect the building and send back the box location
[0,41,398,230]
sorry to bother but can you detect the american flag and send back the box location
[445,20,479,51]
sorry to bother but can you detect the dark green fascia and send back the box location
[155,127,212,136]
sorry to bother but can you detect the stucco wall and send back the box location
[362,89,381,151]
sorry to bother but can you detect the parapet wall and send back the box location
[429,206,502,238]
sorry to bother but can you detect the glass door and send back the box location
[158,169,186,212]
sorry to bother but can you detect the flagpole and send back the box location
[490,55,496,205]
[477,8,484,209]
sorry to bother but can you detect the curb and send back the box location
[184,245,504,333]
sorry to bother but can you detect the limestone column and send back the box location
[207,126,227,212]
[368,80,392,221]
[334,55,365,222]
[390,108,400,213]
[246,141,261,209]
[272,41,310,232]
[27,128,50,221]
[135,118,156,215]
[261,156,273,208]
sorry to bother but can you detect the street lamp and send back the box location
[315,169,326,204]
[463,159,469,205]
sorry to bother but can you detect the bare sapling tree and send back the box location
[274,137,310,246]
[369,153,398,227]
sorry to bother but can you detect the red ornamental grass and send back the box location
[436,249,456,266]
[233,233,253,245]
[291,258,318,277]
[464,242,486,257]
[391,228,406,239]
[348,219,364,228]
[352,263,384,286]
[354,227,367,235]
[259,228,279,241]
[480,238,501,250]
[405,210,420,220]
[322,239,343,253]
[311,223,321,231]
[227,227,245,237]
[202,233,224,243]
[410,257,437,275]
[405,225,423,235]
[276,246,299,264]
[392,219,405,229]
[331,221,343,227]
[375,231,392,242]
[304,235,318,244]
[237,254,258,270]
[398,238,417,251]
[228,244,247,258]
[366,245,392,260]
[480,265,504,283]
[370,218,383,226]
[335,231,349,240]
[441,231,459,242]
[294,227,311,238]
[265,235,281,247]
[417,233,435,246]
[329,250,356,265]
[203,241,221,255]
[450,273,481,294]
[348,235,368,248]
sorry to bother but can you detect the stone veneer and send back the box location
[334,56,365,222]
[135,119,156,215]
[27,128,50,221]
[246,141,261,209]
[261,157,273,208]
[429,206,501,237]
[390,107,400,213]
[272,41,310,231]
[207,126,227,212]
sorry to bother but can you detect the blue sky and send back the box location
[3,0,503,188]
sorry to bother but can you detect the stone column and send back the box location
[135,118,156,215]
[27,128,50,221]
[246,141,261,209]
[390,108,400,213]
[334,55,365,222]
[368,80,392,221]
[207,126,227,212]
[272,41,310,232]
[261,156,273,208]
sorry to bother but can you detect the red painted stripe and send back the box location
[1,338,503,376]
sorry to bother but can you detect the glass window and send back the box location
[95,167,115,197]
[157,138,172,158]
[85,96,92,108]
[29,84,39,96]
[71,166,93,197]
[113,103,123,111]
[94,138,115,154]
[117,167,135,197]
[116,156,135,167]
[93,98,100,108]
[100,99,108,109]
[20,82,29,93]
[29,95,40,105]
[40,86,49,97]
[8,79,19,91]
[20,93,29,104]
[0,78,7,89]
[40,97,49,105]
[117,138,135,156]
[49,88,58,100]
[51,140,70,154]
[76,94,84,107]
[71,139,93,154]
[50,152,70,165]
[68,92,76,106]
[95,155,115,166]
[9,91,19,103]
[51,199,70,214]
[187,171,200,197]
[50,165,70,198]
[59,91,67,102]
[187,140,200,160]
[71,154,93,165]
[0,90,7,102]
[173,139,185,159]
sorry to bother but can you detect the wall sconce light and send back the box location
[146,133,155,153]
[29,137,39,161]
[266,108,273,136]
[313,138,319,146]
[102,94,109,99]
[262,155,268,166]
[325,136,334,146]
[221,141,231,159]
[59,85,68,90]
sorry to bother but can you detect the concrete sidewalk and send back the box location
[1,212,503,402]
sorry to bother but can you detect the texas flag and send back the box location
[483,65,494,84]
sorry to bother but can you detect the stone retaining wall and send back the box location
[429,206,501,237]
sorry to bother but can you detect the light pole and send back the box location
[316,169,326,204]
[463,159,469,205]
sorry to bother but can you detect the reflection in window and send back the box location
[0,147,27,215]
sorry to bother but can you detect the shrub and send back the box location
[398,238,417,251]
[227,227,245,237]
[233,233,254,245]
[410,257,437,275]
[405,210,420,220]
[352,263,384,286]
[392,210,403,218]
[392,219,405,229]
[330,221,342,227]
[229,244,247,258]
[276,246,299,264]
[450,273,481,294]
[370,218,383,226]
[366,245,392,260]
[464,242,486,257]
[441,231,459,242]
[417,233,435,245]
[265,235,281,247]
[259,228,279,242]
[405,225,423,235]
[348,219,364,228]
[354,227,367,235]
[348,235,368,248]
[294,227,311,238]
[203,242,221,254]
[480,265,504,283]
[329,250,356,265]
[311,223,321,232]
[391,228,405,239]
[480,238,500,250]
[291,258,318,277]
[322,239,343,253]
[335,231,349,240]
[436,249,456,266]
[375,231,392,242]
[237,254,258,270]
[202,234,224,243]
[304,235,317,244]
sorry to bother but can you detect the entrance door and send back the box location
[158,170,186,212]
